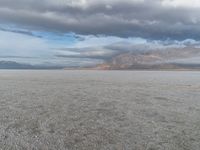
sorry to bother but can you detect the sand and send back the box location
[0,70,200,150]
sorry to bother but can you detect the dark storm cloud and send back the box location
[0,0,200,40]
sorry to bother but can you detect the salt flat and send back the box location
[0,70,200,150]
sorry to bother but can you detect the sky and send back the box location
[0,0,200,67]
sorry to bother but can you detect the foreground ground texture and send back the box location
[0,70,200,150]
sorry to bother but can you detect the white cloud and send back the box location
[72,35,147,48]
[0,31,50,56]
[162,0,200,8]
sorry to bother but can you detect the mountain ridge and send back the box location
[94,47,200,70]
[0,61,63,69]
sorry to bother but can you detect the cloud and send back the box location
[0,30,104,66]
[0,27,42,38]
[0,0,200,40]
[1,26,200,67]
[0,30,50,57]
[0,55,36,59]
[54,40,189,60]
[55,47,122,60]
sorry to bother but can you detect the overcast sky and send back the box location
[0,0,200,66]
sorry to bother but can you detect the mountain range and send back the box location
[94,47,200,70]
[0,61,63,69]
[1,47,200,70]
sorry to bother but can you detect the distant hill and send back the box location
[95,47,200,70]
[0,61,33,69]
[0,61,63,69]
[2,47,200,70]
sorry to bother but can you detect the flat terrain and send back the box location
[0,70,200,150]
